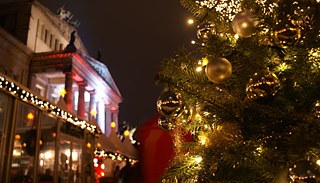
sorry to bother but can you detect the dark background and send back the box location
[3,0,196,127]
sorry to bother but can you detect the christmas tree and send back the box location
[156,0,320,182]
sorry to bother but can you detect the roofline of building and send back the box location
[33,0,89,54]
[32,50,123,103]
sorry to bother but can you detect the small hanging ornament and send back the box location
[158,116,175,131]
[197,21,214,41]
[205,56,232,84]
[157,90,184,118]
[273,20,301,48]
[246,70,281,101]
[232,11,258,37]
[311,100,320,119]
[289,160,320,183]
[176,106,193,125]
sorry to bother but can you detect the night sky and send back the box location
[36,0,196,127]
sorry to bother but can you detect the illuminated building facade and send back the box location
[0,1,133,182]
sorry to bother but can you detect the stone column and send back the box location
[105,105,112,135]
[111,109,119,131]
[97,101,105,134]
[88,90,96,121]
[77,81,87,118]
[64,72,74,112]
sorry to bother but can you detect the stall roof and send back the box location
[107,128,138,160]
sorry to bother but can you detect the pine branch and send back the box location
[179,0,206,18]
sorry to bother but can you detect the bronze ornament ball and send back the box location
[232,11,257,37]
[157,90,184,118]
[197,22,214,41]
[205,56,232,84]
[158,116,175,131]
[273,21,301,48]
[288,160,320,183]
[246,70,281,101]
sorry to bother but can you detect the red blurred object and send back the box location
[137,114,174,183]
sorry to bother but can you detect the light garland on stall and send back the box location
[0,75,100,134]
[94,148,138,165]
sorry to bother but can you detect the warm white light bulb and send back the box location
[93,158,98,164]
[316,159,320,166]
[196,67,203,72]
[187,18,194,25]
[195,156,203,164]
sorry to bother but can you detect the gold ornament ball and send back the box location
[157,90,184,118]
[246,71,281,101]
[158,116,175,131]
[232,11,257,37]
[205,56,232,84]
[197,22,214,41]
[288,160,319,183]
[312,100,320,119]
[273,21,301,48]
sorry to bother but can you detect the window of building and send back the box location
[54,39,58,51]
[49,34,53,48]
[0,92,10,163]
[44,29,48,43]
[10,103,38,183]
[38,113,57,182]
[40,25,45,41]
[59,43,63,51]
[59,138,71,182]
[59,131,83,182]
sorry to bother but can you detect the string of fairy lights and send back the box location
[0,75,100,134]
[94,122,138,163]
[94,148,138,165]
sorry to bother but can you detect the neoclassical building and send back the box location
[0,1,135,182]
